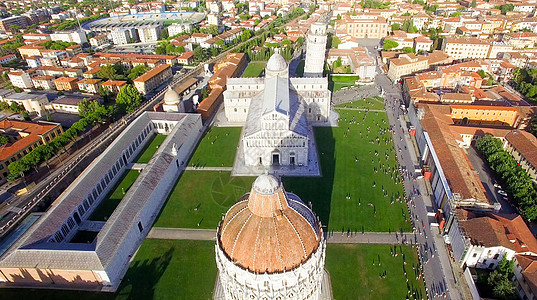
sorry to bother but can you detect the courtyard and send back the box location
[135,134,167,164]
[188,127,242,168]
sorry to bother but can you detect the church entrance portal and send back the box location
[290,152,296,165]
[272,153,280,166]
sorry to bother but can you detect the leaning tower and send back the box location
[304,22,328,78]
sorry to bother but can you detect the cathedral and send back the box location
[223,52,331,169]
[214,174,331,300]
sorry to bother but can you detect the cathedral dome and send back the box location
[163,87,180,105]
[217,174,322,274]
[265,53,288,72]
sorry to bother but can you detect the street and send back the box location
[331,39,469,300]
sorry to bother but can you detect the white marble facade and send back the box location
[223,53,330,168]
[304,22,328,78]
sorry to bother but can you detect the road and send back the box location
[331,39,469,300]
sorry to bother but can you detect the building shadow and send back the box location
[282,127,336,228]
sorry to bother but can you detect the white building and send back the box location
[138,25,162,43]
[224,53,331,167]
[304,22,328,78]
[0,112,203,290]
[111,28,137,45]
[8,71,33,89]
[167,23,193,37]
[4,92,49,117]
[215,174,331,300]
[50,30,88,44]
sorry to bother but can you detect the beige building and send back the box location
[336,14,389,39]
[77,78,102,94]
[0,119,62,181]
[387,51,452,80]
[17,45,45,59]
[31,75,55,90]
[54,77,79,91]
[4,92,50,117]
[441,37,491,60]
[8,71,33,89]
[133,64,172,95]
[504,130,537,181]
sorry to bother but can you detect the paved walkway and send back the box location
[147,227,217,241]
[185,166,233,171]
[148,227,423,245]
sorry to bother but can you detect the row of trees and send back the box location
[476,135,537,220]
[7,84,143,180]
[512,68,537,103]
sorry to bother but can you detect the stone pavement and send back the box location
[147,227,217,241]
[185,166,233,171]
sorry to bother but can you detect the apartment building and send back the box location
[53,77,79,91]
[31,75,55,90]
[0,119,62,181]
[4,92,50,116]
[8,71,33,89]
[0,16,28,31]
[77,78,102,94]
[387,51,452,80]
[111,28,137,45]
[450,105,519,127]
[336,14,389,39]
[50,30,88,44]
[441,37,491,60]
[17,45,45,59]
[89,34,109,48]
[138,25,162,43]
[101,80,127,94]
[133,64,172,95]
[504,130,537,181]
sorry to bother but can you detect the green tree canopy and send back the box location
[115,84,143,114]
[382,39,399,50]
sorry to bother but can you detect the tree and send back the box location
[331,35,341,48]
[401,19,417,33]
[127,65,150,80]
[97,64,122,80]
[382,39,399,50]
[471,0,477,7]
[0,136,9,145]
[160,28,169,40]
[450,11,462,17]
[115,84,143,114]
[391,23,400,32]
[402,47,414,53]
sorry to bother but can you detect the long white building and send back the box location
[0,112,203,291]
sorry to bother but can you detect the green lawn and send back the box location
[89,170,140,221]
[283,103,410,232]
[188,127,242,167]
[0,240,217,300]
[326,244,426,300]
[330,75,360,82]
[135,134,167,163]
[154,171,255,228]
[242,61,266,78]
[159,101,409,232]
[329,75,361,92]
[337,96,386,111]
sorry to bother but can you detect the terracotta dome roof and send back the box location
[217,174,321,274]
[265,53,287,72]
[163,87,180,105]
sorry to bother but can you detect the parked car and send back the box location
[497,189,508,196]
[493,183,501,189]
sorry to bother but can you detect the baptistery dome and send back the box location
[163,87,180,105]
[215,174,328,300]
[265,53,288,72]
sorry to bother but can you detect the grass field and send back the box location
[188,127,242,167]
[326,244,426,300]
[157,100,409,231]
[242,61,266,78]
[154,171,255,228]
[0,240,217,300]
[89,170,140,221]
[283,103,410,232]
[329,75,361,92]
[135,134,167,164]
[338,96,386,111]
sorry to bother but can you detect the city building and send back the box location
[0,119,62,181]
[8,71,33,89]
[441,37,491,60]
[162,87,185,113]
[17,45,45,59]
[101,80,127,94]
[513,254,537,300]
[77,78,102,94]
[50,30,88,44]
[387,51,452,80]
[450,105,519,127]
[167,23,193,37]
[3,92,49,117]
[138,25,162,43]
[504,130,537,181]
[54,77,79,92]
[0,16,28,31]
[0,112,203,290]
[89,34,109,48]
[111,28,137,45]
[133,64,172,95]
[336,14,389,39]
[214,174,330,299]
[304,22,328,78]
[31,75,55,90]
[0,54,17,65]
[50,95,100,114]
